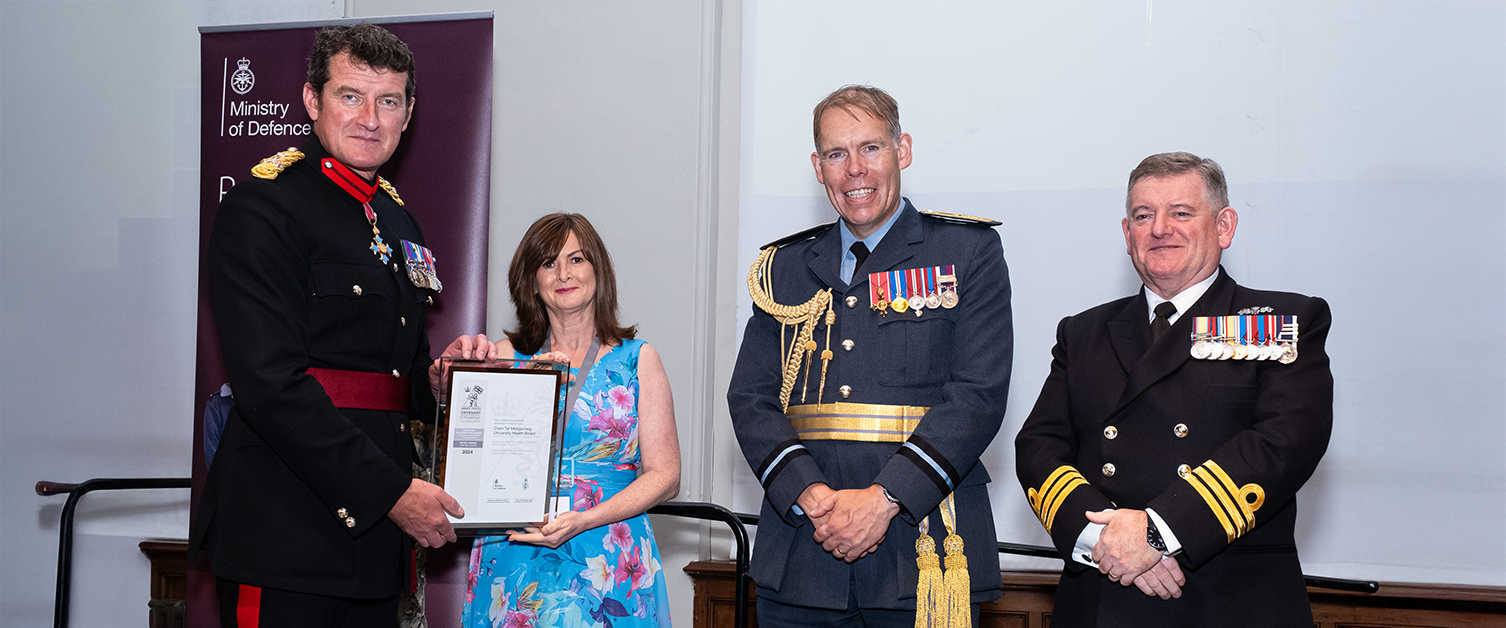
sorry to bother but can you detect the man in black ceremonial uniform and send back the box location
[190,24,494,627]
[728,85,1013,627]
[1015,152,1333,626]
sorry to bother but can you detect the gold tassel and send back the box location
[914,531,943,628]
[942,532,970,628]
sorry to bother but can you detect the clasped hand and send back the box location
[1086,509,1186,599]
[800,484,899,563]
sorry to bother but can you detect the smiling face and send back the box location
[303,51,412,180]
[811,107,912,239]
[534,231,598,318]
[1123,172,1238,299]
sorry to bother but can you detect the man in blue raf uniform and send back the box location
[1015,152,1333,626]
[190,24,494,627]
[728,85,1013,627]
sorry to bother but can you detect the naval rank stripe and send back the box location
[1027,466,1088,534]
[1181,459,1267,543]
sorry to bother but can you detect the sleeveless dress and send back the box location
[461,339,671,628]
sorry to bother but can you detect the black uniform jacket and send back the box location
[189,137,435,599]
[1015,269,1333,627]
[728,201,1013,610]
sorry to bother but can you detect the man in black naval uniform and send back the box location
[1015,152,1333,626]
[190,24,492,626]
[728,85,1013,627]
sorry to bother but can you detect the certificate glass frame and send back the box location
[433,358,569,532]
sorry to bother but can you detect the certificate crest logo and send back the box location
[464,385,484,409]
[231,58,255,95]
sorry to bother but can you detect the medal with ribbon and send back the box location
[402,240,443,293]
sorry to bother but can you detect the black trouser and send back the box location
[216,578,397,628]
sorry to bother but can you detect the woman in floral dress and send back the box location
[458,214,679,628]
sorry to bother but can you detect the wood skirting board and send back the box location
[138,543,1504,627]
[683,560,1505,628]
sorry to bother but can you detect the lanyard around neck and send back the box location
[540,335,602,407]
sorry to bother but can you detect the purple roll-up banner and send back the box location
[193,14,492,627]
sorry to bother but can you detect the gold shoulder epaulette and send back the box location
[920,210,1001,227]
[250,147,305,180]
[378,177,404,207]
[760,221,836,250]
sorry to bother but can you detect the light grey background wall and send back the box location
[733,0,1505,588]
[2,0,1502,626]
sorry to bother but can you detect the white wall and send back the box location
[733,0,1505,587]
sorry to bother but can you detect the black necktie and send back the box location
[1151,301,1178,343]
[849,241,871,279]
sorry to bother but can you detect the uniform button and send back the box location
[1173,423,1188,438]
[392,370,401,377]
[842,339,854,351]
[426,296,434,305]
[336,508,348,518]
[345,517,356,528]
[400,317,407,326]
[914,309,923,317]
[352,285,362,296]
[399,423,407,432]
[1177,464,1191,478]
[1104,426,1118,440]
[839,385,852,398]
[846,296,858,308]
[1102,463,1116,477]
[392,263,399,273]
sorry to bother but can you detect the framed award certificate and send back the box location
[433,358,569,531]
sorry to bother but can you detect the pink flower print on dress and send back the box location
[606,385,635,412]
[604,521,633,553]
[465,543,482,604]
[614,545,647,598]
[573,478,603,511]
[502,607,536,628]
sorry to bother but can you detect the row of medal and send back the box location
[1190,315,1298,364]
[401,239,443,292]
[869,265,958,316]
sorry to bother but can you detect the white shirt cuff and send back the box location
[1071,511,1110,566]
[1144,507,1182,555]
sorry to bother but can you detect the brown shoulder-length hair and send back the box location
[505,213,636,355]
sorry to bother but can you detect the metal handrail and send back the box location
[648,502,752,628]
[732,511,1380,594]
[35,477,192,628]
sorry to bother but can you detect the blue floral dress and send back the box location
[461,339,671,628]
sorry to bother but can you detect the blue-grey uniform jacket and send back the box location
[728,200,1013,610]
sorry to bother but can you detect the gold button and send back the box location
[839,385,852,398]
[1104,426,1118,440]
[392,263,399,273]
[336,508,348,518]
[345,517,356,528]
[1177,464,1191,478]
[914,309,923,317]
[1174,424,1188,438]
[426,296,434,304]
[352,285,362,296]
[842,339,854,351]
[400,317,407,326]
[399,423,406,432]
[392,370,401,377]
[846,296,858,308]
[1102,463,1116,477]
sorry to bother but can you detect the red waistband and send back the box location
[307,367,411,412]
